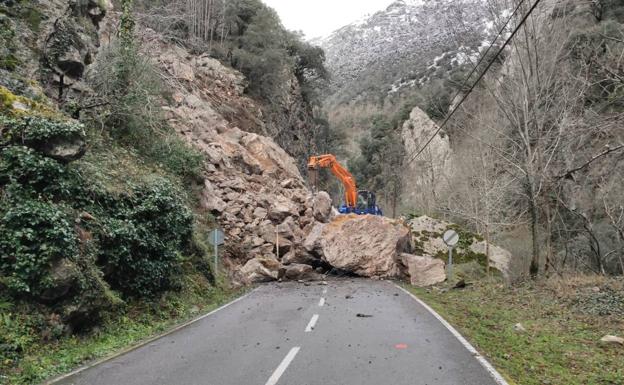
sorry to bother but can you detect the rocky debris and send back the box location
[139,33,331,283]
[408,215,512,279]
[240,256,281,283]
[281,264,322,282]
[318,215,410,278]
[311,191,333,223]
[400,254,446,287]
[599,335,624,346]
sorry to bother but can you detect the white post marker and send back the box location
[442,230,460,280]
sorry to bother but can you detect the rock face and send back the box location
[409,215,512,279]
[400,254,446,287]
[318,215,411,278]
[401,107,453,212]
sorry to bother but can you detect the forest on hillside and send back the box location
[334,0,624,279]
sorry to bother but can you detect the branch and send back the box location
[557,144,624,179]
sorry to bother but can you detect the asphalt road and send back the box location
[53,279,503,385]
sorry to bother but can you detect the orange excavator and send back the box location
[307,154,383,216]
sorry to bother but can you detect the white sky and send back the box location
[262,0,396,39]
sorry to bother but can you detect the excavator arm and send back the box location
[307,154,358,209]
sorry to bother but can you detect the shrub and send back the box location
[97,179,193,297]
[0,199,77,297]
[143,136,204,182]
[0,146,70,196]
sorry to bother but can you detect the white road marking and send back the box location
[305,314,319,332]
[322,288,327,294]
[265,347,301,385]
[395,284,510,385]
[318,297,325,307]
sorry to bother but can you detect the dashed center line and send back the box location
[318,297,325,307]
[322,288,327,294]
[305,314,319,332]
[264,347,300,385]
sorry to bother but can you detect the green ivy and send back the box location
[96,179,193,297]
[1,115,85,149]
[0,199,77,297]
[0,146,70,196]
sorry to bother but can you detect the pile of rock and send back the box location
[146,31,512,287]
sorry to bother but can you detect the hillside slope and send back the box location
[316,0,499,104]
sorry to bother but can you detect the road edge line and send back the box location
[44,287,259,385]
[394,284,510,385]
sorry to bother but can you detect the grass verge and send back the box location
[406,275,623,385]
[1,278,246,385]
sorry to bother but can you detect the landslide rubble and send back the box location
[139,26,512,287]
[140,32,335,284]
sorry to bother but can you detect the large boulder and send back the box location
[312,191,333,223]
[240,256,281,283]
[40,136,87,162]
[409,215,512,279]
[319,215,410,278]
[400,254,446,287]
[281,264,321,281]
[303,222,325,256]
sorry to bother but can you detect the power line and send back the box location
[406,0,543,165]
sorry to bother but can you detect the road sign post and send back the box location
[442,230,460,281]
[208,228,225,276]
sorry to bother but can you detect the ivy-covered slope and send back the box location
[0,1,225,383]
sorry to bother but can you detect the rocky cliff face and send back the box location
[315,0,497,102]
[401,106,453,212]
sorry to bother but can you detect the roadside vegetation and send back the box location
[408,275,624,385]
[0,1,237,383]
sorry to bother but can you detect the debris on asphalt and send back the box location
[356,313,373,318]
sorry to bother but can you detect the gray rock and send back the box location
[400,254,446,287]
[312,191,333,223]
[319,215,410,278]
[283,264,321,281]
[40,259,78,302]
[40,136,87,162]
[240,256,281,283]
[513,323,527,333]
[600,335,624,346]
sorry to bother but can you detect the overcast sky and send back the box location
[262,0,395,39]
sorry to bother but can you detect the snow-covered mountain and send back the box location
[315,0,501,103]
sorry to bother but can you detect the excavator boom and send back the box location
[307,154,358,208]
[307,154,383,216]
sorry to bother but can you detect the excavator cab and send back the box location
[338,191,382,215]
[356,190,383,216]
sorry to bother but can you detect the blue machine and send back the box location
[338,190,383,216]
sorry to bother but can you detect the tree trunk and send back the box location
[528,180,540,277]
